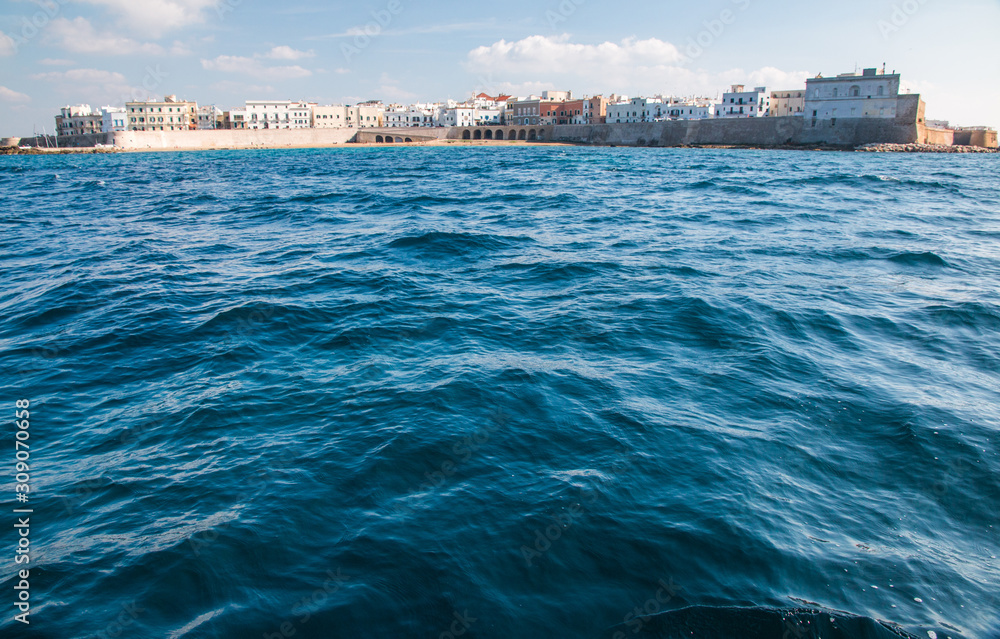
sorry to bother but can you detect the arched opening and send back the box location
[528,129,537,140]
[394,137,403,143]
[518,130,526,140]
[484,130,493,140]
[375,135,384,143]
[462,130,471,140]
[537,130,545,140]
[384,137,393,144]
[495,130,504,140]
[404,137,412,143]
[850,85,861,97]
[832,88,839,97]
[474,130,482,140]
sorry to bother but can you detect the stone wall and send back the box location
[11,133,106,148]
[540,114,919,148]
[953,129,999,149]
[109,128,358,150]
[920,127,955,146]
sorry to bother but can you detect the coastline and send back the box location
[4,140,997,155]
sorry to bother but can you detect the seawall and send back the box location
[111,128,358,150]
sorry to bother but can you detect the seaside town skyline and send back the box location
[1,0,999,138]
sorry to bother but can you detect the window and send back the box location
[832,88,838,97]
[877,86,884,96]
[850,86,860,97]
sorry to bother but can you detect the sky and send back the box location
[1,0,998,136]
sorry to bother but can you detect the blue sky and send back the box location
[1,0,998,136]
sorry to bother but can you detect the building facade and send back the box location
[100,106,128,133]
[197,105,223,129]
[506,98,541,126]
[769,90,805,117]
[665,98,717,120]
[717,85,770,117]
[804,68,903,120]
[126,96,197,131]
[55,105,103,136]
[224,109,248,129]
[607,97,666,123]
[245,100,313,129]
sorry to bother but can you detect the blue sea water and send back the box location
[1,147,999,639]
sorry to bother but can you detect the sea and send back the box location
[1,147,998,639]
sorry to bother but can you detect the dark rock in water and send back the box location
[614,606,918,639]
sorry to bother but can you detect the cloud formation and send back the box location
[0,86,31,102]
[264,46,315,61]
[466,35,683,76]
[466,35,809,99]
[45,17,167,55]
[201,53,313,81]
[0,32,16,56]
[79,0,219,37]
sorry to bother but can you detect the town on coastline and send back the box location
[4,66,997,152]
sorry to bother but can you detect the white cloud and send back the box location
[466,35,810,99]
[45,17,166,55]
[466,35,683,77]
[264,46,315,61]
[0,86,31,103]
[0,32,16,56]
[39,58,76,66]
[29,68,138,104]
[78,0,219,37]
[32,68,129,86]
[201,55,312,81]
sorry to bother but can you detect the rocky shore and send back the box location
[857,143,998,154]
[0,146,119,155]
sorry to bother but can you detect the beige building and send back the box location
[127,95,197,131]
[223,108,248,129]
[312,105,351,128]
[311,102,384,128]
[770,90,805,116]
[353,102,384,128]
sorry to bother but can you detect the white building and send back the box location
[245,100,313,129]
[804,68,903,120]
[384,103,438,127]
[100,106,128,132]
[436,106,476,128]
[197,105,223,129]
[665,98,717,120]
[606,97,665,123]
[717,85,770,117]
